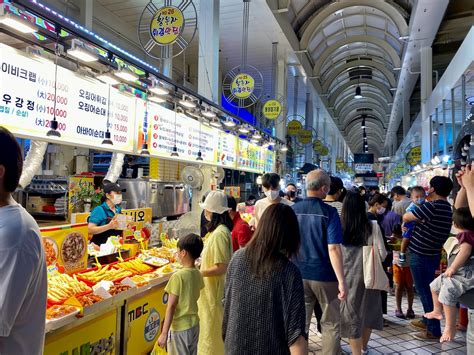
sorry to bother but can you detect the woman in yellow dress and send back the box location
[198,191,233,355]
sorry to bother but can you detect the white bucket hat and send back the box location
[199,190,230,214]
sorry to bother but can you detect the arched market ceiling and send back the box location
[281,0,411,156]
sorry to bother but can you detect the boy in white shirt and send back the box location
[0,127,47,354]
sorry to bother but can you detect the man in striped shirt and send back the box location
[403,176,453,341]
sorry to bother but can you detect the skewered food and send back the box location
[48,274,91,303]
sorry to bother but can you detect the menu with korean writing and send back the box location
[137,101,218,164]
[263,148,275,173]
[216,132,237,168]
[237,139,264,173]
[0,44,135,152]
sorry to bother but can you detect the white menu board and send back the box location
[137,101,218,164]
[217,131,237,168]
[0,44,135,152]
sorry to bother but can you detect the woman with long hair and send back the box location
[197,191,233,355]
[223,204,307,355]
[340,191,386,355]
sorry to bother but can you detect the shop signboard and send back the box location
[406,146,421,166]
[125,286,168,354]
[355,163,373,172]
[262,99,282,120]
[137,101,218,164]
[298,129,312,144]
[287,120,302,136]
[40,223,89,274]
[231,73,255,99]
[0,44,136,152]
[150,6,185,45]
[237,139,264,173]
[216,131,237,168]
[44,309,118,355]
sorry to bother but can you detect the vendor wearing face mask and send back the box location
[254,173,293,227]
[88,182,125,246]
[285,183,303,204]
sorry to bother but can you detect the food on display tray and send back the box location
[130,275,149,287]
[46,305,80,320]
[48,274,91,303]
[141,247,176,262]
[61,232,86,265]
[76,294,103,307]
[114,258,154,274]
[77,265,133,284]
[140,256,170,268]
[108,284,131,296]
[156,263,174,274]
[43,238,58,266]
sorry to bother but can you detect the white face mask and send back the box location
[265,190,280,201]
[377,207,386,215]
[111,194,122,205]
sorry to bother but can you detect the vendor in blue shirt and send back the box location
[88,182,124,246]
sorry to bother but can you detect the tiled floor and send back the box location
[308,294,468,354]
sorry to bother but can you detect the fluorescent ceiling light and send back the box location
[114,68,139,82]
[149,85,169,96]
[67,47,98,62]
[0,13,37,33]
[149,96,166,104]
[393,67,402,71]
[97,74,120,85]
[280,145,288,152]
[252,132,262,140]
[354,85,363,99]
[399,35,409,40]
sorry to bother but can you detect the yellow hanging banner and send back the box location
[231,73,255,99]
[298,129,312,144]
[287,120,302,136]
[406,146,421,166]
[263,100,282,120]
[150,6,184,45]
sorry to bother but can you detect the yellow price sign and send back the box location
[298,129,312,144]
[231,73,255,99]
[287,120,302,136]
[262,100,282,120]
[150,6,184,45]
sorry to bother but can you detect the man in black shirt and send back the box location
[403,176,453,341]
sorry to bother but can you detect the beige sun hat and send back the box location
[199,190,230,214]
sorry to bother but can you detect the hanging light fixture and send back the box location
[114,66,139,82]
[171,105,179,157]
[202,107,216,118]
[238,125,250,134]
[101,84,113,145]
[0,8,38,33]
[252,131,262,140]
[47,30,61,138]
[148,96,166,104]
[179,94,196,108]
[280,144,289,152]
[196,117,203,161]
[140,97,150,155]
[149,83,169,96]
[223,117,237,127]
[97,73,120,85]
[361,116,366,129]
[210,117,222,128]
[354,85,363,99]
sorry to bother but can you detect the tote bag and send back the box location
[363,222,389,291]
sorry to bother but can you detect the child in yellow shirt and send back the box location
[156,234,204,355]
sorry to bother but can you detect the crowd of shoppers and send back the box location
[2,123,474,354]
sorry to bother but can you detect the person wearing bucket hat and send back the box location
[197,190,233,355]
[88,181,125,246]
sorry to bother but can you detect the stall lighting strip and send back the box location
[8,0,284,145]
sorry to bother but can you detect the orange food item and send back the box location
[108,285,131,296]
[77,294,103,307]
[46,305,78,320]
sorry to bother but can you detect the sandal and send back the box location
[406,309,415,319]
